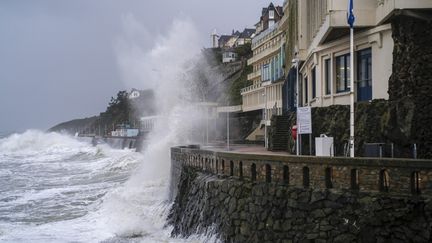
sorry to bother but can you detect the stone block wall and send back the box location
[171,147,432,197]
[169,146,432,242]
[173,172,432,242]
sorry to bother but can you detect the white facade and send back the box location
[128,90,140,99]
[111,128,139,137]
[299,25,393,107]
[222,51,238,63]
[140,116,159,132]
[241,21,285,120]
[291,0,432,107]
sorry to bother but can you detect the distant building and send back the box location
[128,88,155,117]
[211,29,219,48]
[128,88,141,99]
[215,28,256,49]
[255,3,284,34]
[111,124,139,137]
[235,28,256,47]
[240,2,285,144]
[222,49,238,63]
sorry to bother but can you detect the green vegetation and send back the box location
[228,65,253,105]
[49,91,133,135]
[234,43,252,58]
[103,91,131,125]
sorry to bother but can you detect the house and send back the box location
[255,3,284,34]
[128,88,141,99]
[238,3,285,146]
[235,28,256,47]
[281,0,432,111]
[127,89,156,126]
[111,124,139,137]
[216,28,256,49]
[222,49,238,63]
[218,35,236,49]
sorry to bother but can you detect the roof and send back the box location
[223,48,236,53]
[239,28,256,39]
[261,2,284,18]
[218,35,233,43]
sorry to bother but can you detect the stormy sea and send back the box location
[0,130,216,242]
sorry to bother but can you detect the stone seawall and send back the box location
[79,136,144,151]
[168,147,432,242]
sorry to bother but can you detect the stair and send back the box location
[269,115,291,151]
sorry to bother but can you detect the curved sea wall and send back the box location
[168,146,432,242]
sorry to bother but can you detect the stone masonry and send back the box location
[168,147,432,242]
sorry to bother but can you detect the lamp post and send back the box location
[293,57,300,156]
[262,90,268,149]
[227,110,230,150]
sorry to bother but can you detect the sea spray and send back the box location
[97,16,224,241]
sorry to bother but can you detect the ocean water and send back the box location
[0,130,217,243]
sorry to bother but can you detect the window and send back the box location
[351,169,359,190]
[411,171,421,195]
[283,166,289,185]
[325,167,333,189]
[304,77,308,104]
[230,160,234,176]
[251,163,257,181]
[325,59,331,95]
[269,10,275,19]
[262,64,270,82]
[303,167,310,188]
[335,53,351,93]
[265,164,272,183]
[379,169,390,192]
[312,67,316,99]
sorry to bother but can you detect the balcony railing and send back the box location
[241,83,263,94]
[252,21,280,47]
[247,70,261,81]
[216,105,242,113]
[248,44,283,66]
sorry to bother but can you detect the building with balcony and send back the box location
[241,2,285,143]
[281,0,432,111]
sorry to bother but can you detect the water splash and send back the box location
[99,16,221,241]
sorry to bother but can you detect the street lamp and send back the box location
[262,90,268,149]
[292,57,300,156]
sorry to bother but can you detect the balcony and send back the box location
[241,82,262,94]
[247,70,261,81]
[248,44,283,66]
[252,22,280,47]
[216,105,242,113]
[303,0,377,47]
[376,0,432,24]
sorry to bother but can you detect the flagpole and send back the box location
[350,27,355,157]
[349,0,355,157]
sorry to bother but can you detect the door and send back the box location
[357,48,372,101]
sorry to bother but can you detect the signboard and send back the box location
[297,107,312,134]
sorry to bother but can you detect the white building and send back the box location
[283,0,432,108]
[240,3,285,143]
[222,50,238,63]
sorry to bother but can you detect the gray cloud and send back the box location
[0,0,283,132]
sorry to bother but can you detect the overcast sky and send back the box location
[0,0,283,132]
